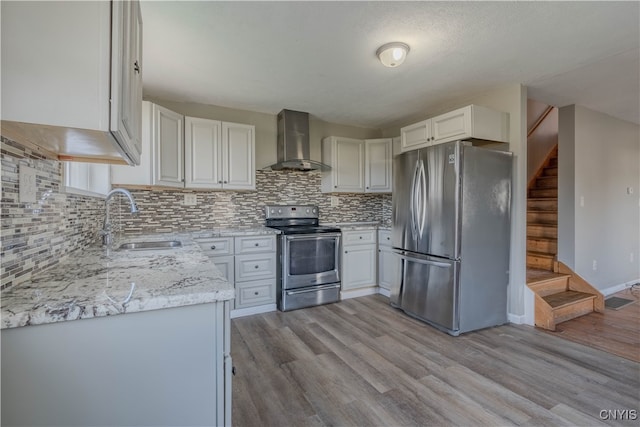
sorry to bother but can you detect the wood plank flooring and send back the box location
[543,288,640,363]
[231,294,640,426]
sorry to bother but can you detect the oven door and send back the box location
[282,233,341,290]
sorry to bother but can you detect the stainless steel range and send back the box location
[265,205,341,311]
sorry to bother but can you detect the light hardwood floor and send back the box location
[231,295,640,426]
[543,288,640,363]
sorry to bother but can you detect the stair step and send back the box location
[527,238,557,254]
[527,210,557,225]
[527,224,558,239]
[527,251,555,270]
[535,176,558,188]
[528,198,558,211]
[543,290,596,309]
[527,269,570,296]
[529,188,558,198]
[542,167,558,176]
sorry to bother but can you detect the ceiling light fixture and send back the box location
[376,42,410,68]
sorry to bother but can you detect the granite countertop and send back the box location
[1,233,234,330]
[191,226,280,239]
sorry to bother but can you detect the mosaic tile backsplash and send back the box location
[1,138,105,290]
[115,170,392,234]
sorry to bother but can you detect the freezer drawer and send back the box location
[393,250,459,334]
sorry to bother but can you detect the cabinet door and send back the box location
[400,119,433,152]
[153,104,184,187]
[110,0,142,164]
[365,138,392,193]
[185,117,223,188]
[432,106,471,144]
[342,245,377,290]
[334,137,365,192]
[222,123,255,190]
[378,245,399,291]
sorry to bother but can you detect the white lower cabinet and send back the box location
[341,229,377,291]
[196,234,276,312]
[377,229,398,292]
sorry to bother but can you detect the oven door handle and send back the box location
[284,233,342,241]
[286,284,341,295]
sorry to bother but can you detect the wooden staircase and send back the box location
[526,144,603,330]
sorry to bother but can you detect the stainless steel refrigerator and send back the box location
[390,140,513,336]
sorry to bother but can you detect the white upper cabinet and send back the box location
[321,137,365,193]
[112,102,255,190]
[400,104,509,153]
[1,0,142,165]
[322,136,392,193]
[364,138,393,193]
[400,119,433,152]
[185,117,223,188]
[222,123,256,190]
[154,105,184,188]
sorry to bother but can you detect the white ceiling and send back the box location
[140,1,640,129]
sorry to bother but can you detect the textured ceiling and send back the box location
[140,1,640,128]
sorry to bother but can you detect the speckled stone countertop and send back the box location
[191,226,280,239]
[1,233,234,330]
[323,222,381,231]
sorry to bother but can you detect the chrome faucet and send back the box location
[102,188,139,246]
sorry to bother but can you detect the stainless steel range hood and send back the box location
[266,109,331,172]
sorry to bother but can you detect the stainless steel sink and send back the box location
[117,240,182,251]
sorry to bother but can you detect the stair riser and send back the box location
[548,157,558,167]
[528,199,558,211]
[527,254,555,270]
[527,212,557,224]
[535,177,558,188]
[529,189,558,198]
[528,277,568,297]
[542,167,558,176]
[527,239,557,254]
[527,226,558,239]
[553,299,595,324]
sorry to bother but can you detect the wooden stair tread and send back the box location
[526,268,568,285]
[542,290,596,309]
[527,251,554,258]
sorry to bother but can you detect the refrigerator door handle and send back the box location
[417,160,427,235]
[410,159,420,239]
[395,252,452,269]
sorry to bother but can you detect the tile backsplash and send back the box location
[1,137,105,290]
[115,170,392,234]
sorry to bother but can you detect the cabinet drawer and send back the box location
[196,237,234,256]
[235,253,276,282]
[234,235,275,254]
[342,229,376,246]
[378,229,392,246]
[235,279,275,309]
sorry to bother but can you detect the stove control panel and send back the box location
[264,205,318,219]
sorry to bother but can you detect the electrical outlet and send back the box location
[19,165,37,203]
[331,196,339,207]
[592,260,597,271]
[183,194,197,206]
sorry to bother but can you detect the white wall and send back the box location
[558,105,640,292]
[527,99,558,185]
[144,97,380,169]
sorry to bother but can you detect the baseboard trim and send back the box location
[341,286,378,300]
[601,279,640,297]
[230,304,276,319]
[508,313,527,324]
[378,287,391,297]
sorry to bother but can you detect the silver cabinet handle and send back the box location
[286,284,339,295]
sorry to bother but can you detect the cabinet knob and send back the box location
[134,61,140,74]
[224,181,228,184]
[254,291,259,295]
[210,245,216,250]
[359,236,363,239]
[254,265,259,269]
[254,243,259,247]
[344,251,348,254]
[334,186,337,188]
[218,180,223,184]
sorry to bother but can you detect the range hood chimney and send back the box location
[266,109,331,172]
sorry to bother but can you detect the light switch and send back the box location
[19,165,37,203]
